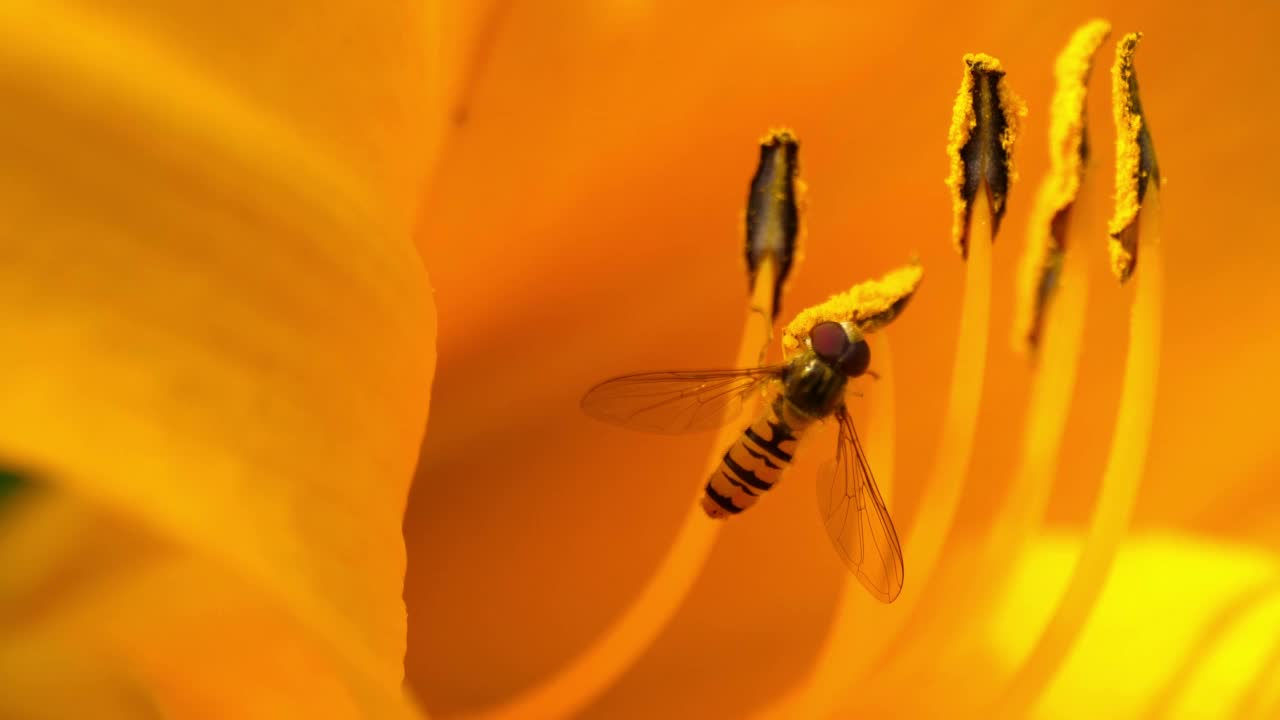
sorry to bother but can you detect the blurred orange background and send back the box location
[409,1,1280,718]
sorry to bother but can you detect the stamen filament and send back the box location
[976,220,1089,620]
[778,55,1014,708]
[764,187,993,718]
[463,257,777,720]
[892,198,1093,686]
[874,177,993,641]
[752,335,898,719]
[993,33,1164,713]
[994,183,1163,717]
[914,22,1109,675]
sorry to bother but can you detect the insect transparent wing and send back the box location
[581,366,783,435]
[816,406,905,603]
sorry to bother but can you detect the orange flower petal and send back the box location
[410,4,1280,717]
[0,0,440,707]
[0,494,426,717]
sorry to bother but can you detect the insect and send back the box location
[581,320,904,603]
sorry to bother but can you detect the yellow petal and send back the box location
[0,0,439,703]
[991,533,1280,719]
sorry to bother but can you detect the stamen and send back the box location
[780,195,992,717]
[997,184,1164,718]
[780,263,923,359]
[994,33,1164,716]
[754,336,898,718]
[749,249,780,365]
[861,179,993,664]
[1109,32,1161,282]
[1013,20,1110,353]
[462,145,786,720]
[839,68,1010,687]
[914,21,1109,671]
[892,67,1011,612]
[747,129,804,321]
[902,209,1093,686]
[968,250,1089,619]
[768,56,1014,713]
[946,54,1027,257]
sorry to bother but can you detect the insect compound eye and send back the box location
[840,338,871,377]
[809,321,850,363]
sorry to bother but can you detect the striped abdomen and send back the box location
[701,402,803,519]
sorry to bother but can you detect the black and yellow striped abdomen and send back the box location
[701,401,803,518]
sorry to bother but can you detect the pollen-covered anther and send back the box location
[780,262,923,359]
[1108,32,1161,283]
[945,53,1028,257]
[746,128,804,320]
[1013,20,1111,353]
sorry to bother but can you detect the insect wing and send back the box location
[816,406,905,602]
[581,366,783,435]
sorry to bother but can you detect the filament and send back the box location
[752,335,897,718]
[462,258,777,720]
[766,186,993,717]
[993,184,1163,717]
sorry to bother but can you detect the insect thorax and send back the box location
[780,353,848,421]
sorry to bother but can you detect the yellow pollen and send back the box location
[759,126,798,146]
[1109,32,1161,282]
[945,53,1028,256]
[1051,21,1112,202]
[780,262,923,359]
[1013,19,1110,353]
[745,128,805,321]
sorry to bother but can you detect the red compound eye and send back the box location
[809,321,850,363]
[840,338,871,377]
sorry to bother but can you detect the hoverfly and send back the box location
[581,319,904,603]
